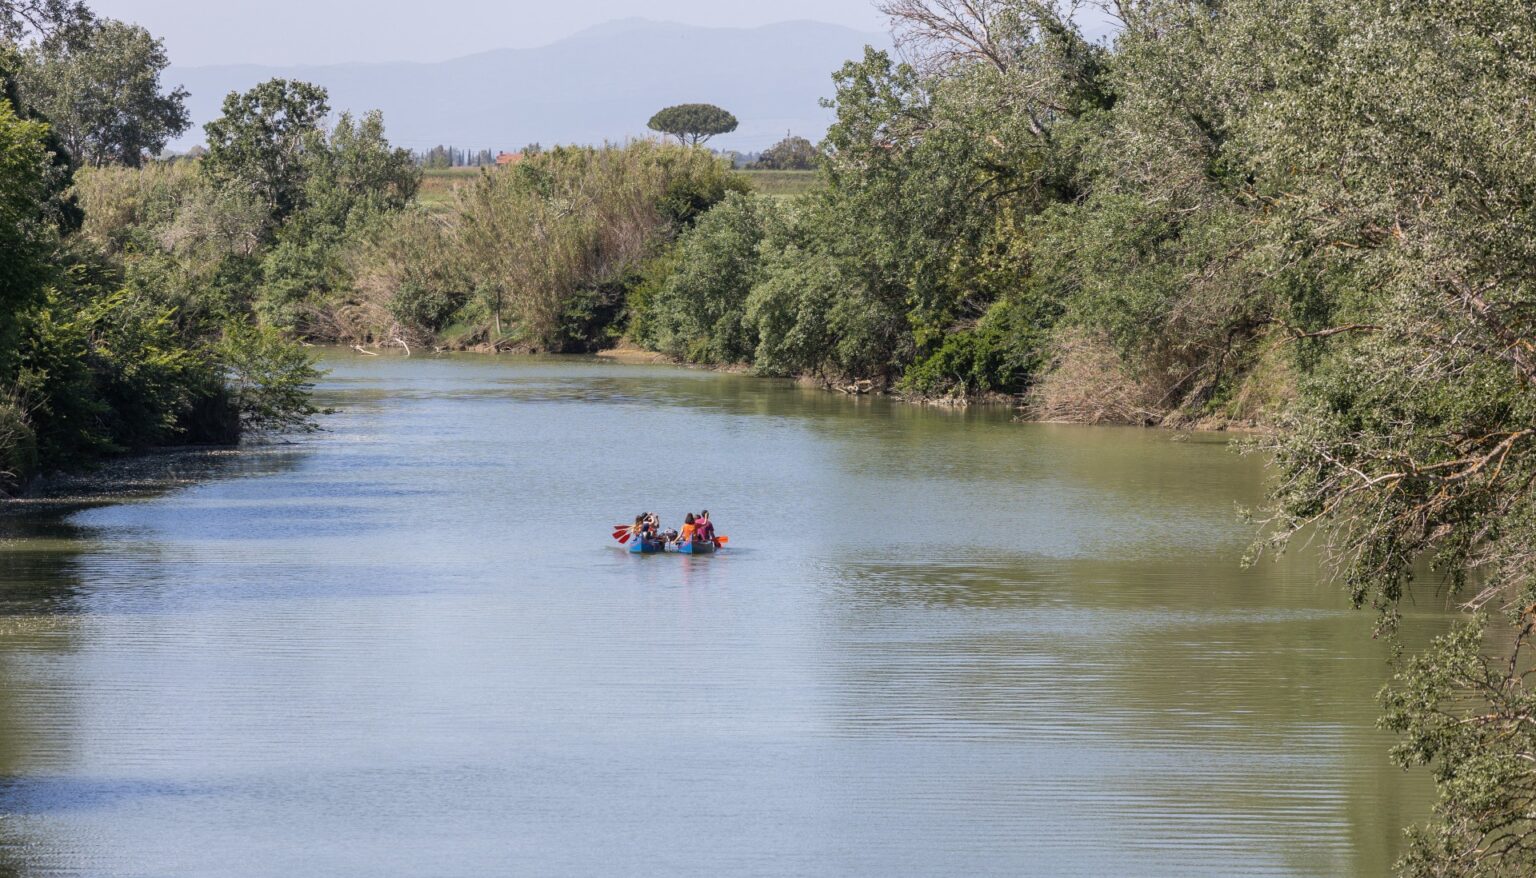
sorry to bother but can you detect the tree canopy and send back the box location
[17,18,188,167]
[751,134,817,170]
[646,103,738,147]
[0,0,87,39]
[201,78,330,222]
[0,73,54,381]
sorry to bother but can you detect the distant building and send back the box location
[495,152,524,167]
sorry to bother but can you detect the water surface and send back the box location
[0,353,1449,876]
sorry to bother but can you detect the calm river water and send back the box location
[0,353,1450,876]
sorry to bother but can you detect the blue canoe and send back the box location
[676,539,717,555]
[628,537,667,554]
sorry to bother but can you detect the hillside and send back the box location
[168,19,888,153]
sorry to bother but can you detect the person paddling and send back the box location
[647,512,676,543]
[695,510,716,543]
[677,512,698,545]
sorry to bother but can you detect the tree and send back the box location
[216,321,321,435]
[646,103,738,147]
[0,66,54,380]
[642,191,779,362]
[751,134,817,170]
[0,0,88,39]
[201,78,330,222]
[257,110,421,331]
[18,18,190,167]
[297,111,420,221]
[1237,0,1536,871]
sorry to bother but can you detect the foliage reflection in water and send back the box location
[0,351,1450,877]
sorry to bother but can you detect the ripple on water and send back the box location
[0,353,1442,878]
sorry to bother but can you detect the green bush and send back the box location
[388,281,461,335]
[623,246,682,348]
[554,280,629,353]
[216,322,322,436]
[900,291,1058,399]
[15,288,219,465]
[643,192,781,363]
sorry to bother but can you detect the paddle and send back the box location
[714,536,729,546]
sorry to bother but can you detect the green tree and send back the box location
[298,110,420,221]
[0,72,53,377]
[216,322,321,435]
[201,78,329,222]
[642,191,780,362]
[646,103,738,147]
[0,59,53,488]
[257,110,421,331]
[0,0,88,39]
[17,18,189,167]
[1230,0,1536,871]
[750,134,817,170]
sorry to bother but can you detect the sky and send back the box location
[85,0,1119,68]
[85,0,892,67]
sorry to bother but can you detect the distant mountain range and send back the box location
[167,19,890,154]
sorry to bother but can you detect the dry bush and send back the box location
[452,141,738,349]
[340,209,469,349]
[0,393,36,494]
[73,162,266,263]
[157,182,266,261]
[1026,327,1170,424]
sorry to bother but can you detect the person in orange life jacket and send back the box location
[678,512,699,544]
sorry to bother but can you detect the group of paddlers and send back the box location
[631,510,717,545]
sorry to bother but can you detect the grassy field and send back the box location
[731,169,821,197]
[418,167,483,212]
[413,167,822,212]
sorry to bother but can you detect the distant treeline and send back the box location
[415,145,500,168]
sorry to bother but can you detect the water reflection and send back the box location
[820,547,1444,875]
[0,352,1448,877]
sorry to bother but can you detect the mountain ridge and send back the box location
[168,19,888,152]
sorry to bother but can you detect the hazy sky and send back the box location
[86,0,893,67]
[86,1,1118,68]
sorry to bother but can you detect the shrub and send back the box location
[644,191,780,363]
[1026,328,1166,425]
[216,322,322,435]
[0,394,36,494]
[451,141,744,350]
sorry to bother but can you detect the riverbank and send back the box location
[588,345,1275,432]
[0,444,289,509]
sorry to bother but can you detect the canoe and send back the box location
[628,537,667,554]
[676,539,717,555]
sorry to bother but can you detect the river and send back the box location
[0,352,1450,876]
